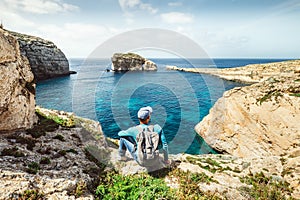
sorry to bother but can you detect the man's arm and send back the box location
[154,125,169,162]
[118,127,138,141]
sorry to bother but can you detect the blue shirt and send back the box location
[118,124,169,161]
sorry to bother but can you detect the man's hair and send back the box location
[139,115,150,123]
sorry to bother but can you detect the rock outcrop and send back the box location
[0,108,110,199]
[9,30,74,81]
[172,154,299,199]
[0,29,36,131]
[0,107,298,199]
[111,52,157,71]
[167,59,300,83]
[195,75,300,158]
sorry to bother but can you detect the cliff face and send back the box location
[9,31,71,81]
[0,29,36,131]
[195,75,300,158]
[111,52,157,71]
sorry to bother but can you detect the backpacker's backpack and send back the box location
[136,125,160,166]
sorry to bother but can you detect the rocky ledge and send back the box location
[8,29,75,81]
[167,59,300,83]
[0,108,298,199]
[111,52,157,71]
[0,108,109,199]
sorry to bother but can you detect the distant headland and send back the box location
[7,29,76,81]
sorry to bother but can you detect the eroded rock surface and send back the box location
[0,108,110,199]
[195,75,300,158]
[0,28,36,131]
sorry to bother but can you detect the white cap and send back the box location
[137,106,153,120]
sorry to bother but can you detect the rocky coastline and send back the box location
[1,28,300,199]
[1,108,298,199]
[166,60,300,83]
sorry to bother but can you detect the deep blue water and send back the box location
[36,58,290,154]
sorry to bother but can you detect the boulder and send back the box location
[195,75,300,158]
[111,52,157,71]
[0,28,36,131]
[9,30,73,81]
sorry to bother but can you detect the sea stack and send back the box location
[111,52,157,71]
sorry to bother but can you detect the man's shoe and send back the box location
[118,156,128,161]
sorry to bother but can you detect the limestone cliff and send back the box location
[195,75,300,158]
[0,29,36,131]
[111,52,157,71]
[167,59,300,83]
[9,30,73,81]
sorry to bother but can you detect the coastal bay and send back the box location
[1,27,299,199]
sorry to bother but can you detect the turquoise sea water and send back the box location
[36,58,289,154]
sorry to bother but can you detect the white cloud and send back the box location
[168,2,182,7]
[119,0,158,14]
[161,12,194,24]
[0,1,36,30]
[4,0,79,14]
[34,23,122,58]
[139,3,158,14]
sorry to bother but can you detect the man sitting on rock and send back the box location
[118,106,170,166]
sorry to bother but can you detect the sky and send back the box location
[0,0,299,58]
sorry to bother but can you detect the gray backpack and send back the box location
[136,125,160,166]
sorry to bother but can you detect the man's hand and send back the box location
[163,160,171,165]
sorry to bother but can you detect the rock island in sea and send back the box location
[0,27,299,199]
[111,52,157,71]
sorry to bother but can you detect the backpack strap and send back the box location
[136,125,154,132]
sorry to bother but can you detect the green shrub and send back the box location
[35,108,75,128]
[239,172,293,199]
[95,172,175,200]
[20,189,44,199]
[26,162,40,174]
[168,169,219,199]
[58,150,67,156]
[27,113,59,138]
[257,90,283,105]
[95,168,222,200]
[53,134,65,141]
[289,93,300,97]
[66,149,78,154]
[1,147,25,157]
[75,180,87,198]
[40,157,51,165]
